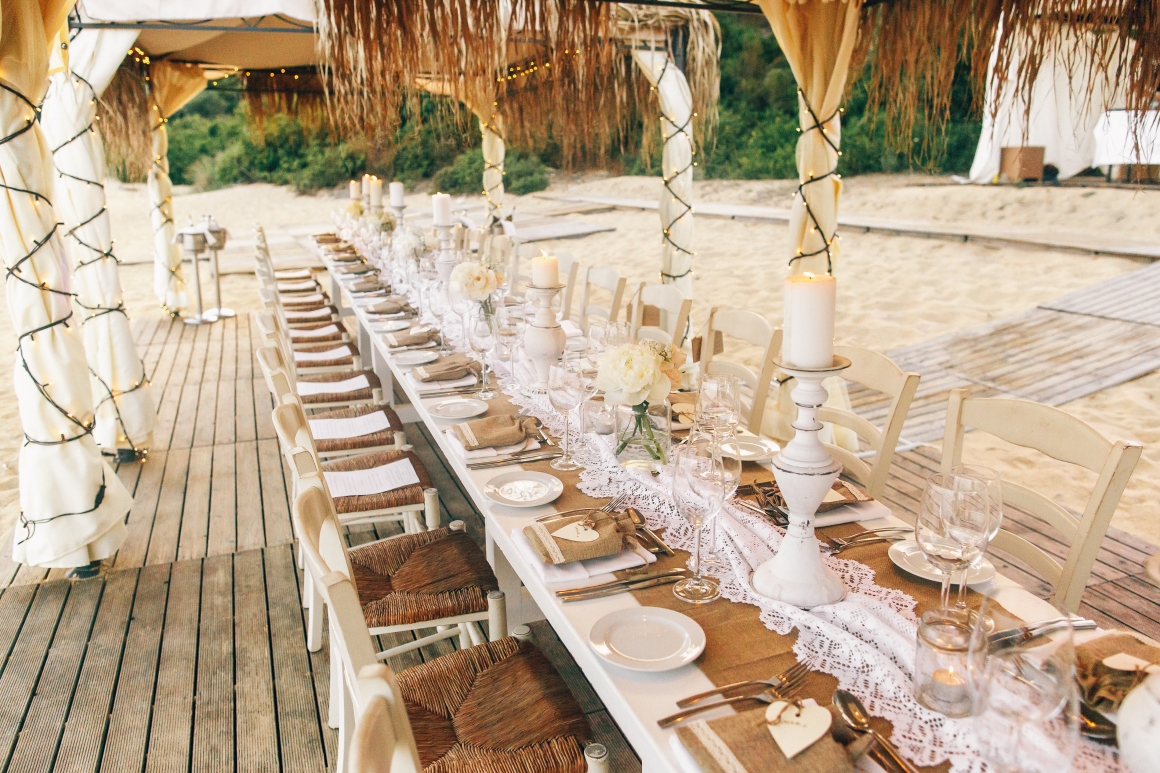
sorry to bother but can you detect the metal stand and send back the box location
[205,244,234,319]
[181,234,208,326]
[751,355,852,608]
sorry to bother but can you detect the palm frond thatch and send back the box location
[97,54,152,182]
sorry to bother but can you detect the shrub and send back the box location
[432,148,549,196]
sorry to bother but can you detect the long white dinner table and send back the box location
[318,257,1069,773]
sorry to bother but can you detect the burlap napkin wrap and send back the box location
[451,415,539,450]
[413,353,482,383]
[1077,633,1160,713]
[337,262,373,275]
[676,705,873,773]
[386,327,440,348]
[367,298,415,316]
[351,278,384,293]
[523,511,635,565]
[330,252,361,263]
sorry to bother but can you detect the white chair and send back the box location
[557,252,582,322]
[809,345,921,500]
[256,344,383,413]
[701,307,778,435]
[579,265,627,332]
[942,388,1142,612]
[256,310,359,376]
[630,282,692,347]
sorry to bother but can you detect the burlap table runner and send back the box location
[414,353,481,383]
[451,415,540,451]
[524,511,636,565]
[1076,632,1160,712]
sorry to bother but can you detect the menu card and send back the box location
[296,374,369,396]
[309,411,392,440]
[289,324,340,339]
[324,458,419,497]
[294,346,350,362]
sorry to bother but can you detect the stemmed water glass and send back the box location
[494,304,525,388]
[916,469,1004,616]
[449,291,473,349]
[696,374,741,570]
[547,358,585,471]
[672,443,725,603]
[427,287,454,356]
[949,464,1002,621]
[699,431,741,572]
[466,310,497,400]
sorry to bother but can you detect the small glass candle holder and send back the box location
[914,609,974,717]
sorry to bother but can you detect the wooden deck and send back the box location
[0,313,639,773]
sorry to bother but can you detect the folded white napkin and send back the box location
[406,372,477,393]
[445,430,539,460]
[294,346,351,362]
[560,319,583,338]
[814,499,892,528]
[289,324,340,339]
[510,527,655,584]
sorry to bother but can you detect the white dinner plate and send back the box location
[429,397,489,420]
[719,436,780,463]
[888,540,997,587]
[373,319,411,333]
[393,350,439,367]
[483,471,564,508]
[588,607,706,672]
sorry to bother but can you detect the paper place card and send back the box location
[294,346,350,362]
[1103,653,1160,673]
[324,458,419,498]
[290,324,340,339]
[286,307,332,319]
[296,374,369,396]
[309,411,392,441]
[279,281,316,291]
[286,293,324,304]
[552,522,599,543]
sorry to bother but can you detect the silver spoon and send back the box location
[833,690,920,773]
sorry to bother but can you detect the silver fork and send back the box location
[820,528,911,550]
[534,493,627,523]
[657,667,810,728]
[675,662,810,708]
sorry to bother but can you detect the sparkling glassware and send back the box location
[672,443,725,603]
[427,287,454,356]
[701,429,741,572]
[466,309,498,400]
[949,464,1003,621]
[494,304,524,387]
[695,374,740,436]
[547,358,585,471]
[450,290,473,349]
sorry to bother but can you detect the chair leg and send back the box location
[458,623,472,650]
[487,590,507,641]
[301,564,312,608]
[328,633,341,729]
[307,582,324,653]
[423,487,440,531]
[297,541,304,570]
[336,671,355,773]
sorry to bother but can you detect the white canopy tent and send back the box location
[42,27,158,456]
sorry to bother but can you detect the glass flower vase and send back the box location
[613,400,671,471]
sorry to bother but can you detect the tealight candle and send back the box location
[782,272,836,369]
[930,668,966,703]
[432,192,452,226]
[531,255,558,287]
[389,181,405,207]
[369,177,383,208]
[349,180,359,200]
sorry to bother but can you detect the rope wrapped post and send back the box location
[631,47,695,302]
[42,28,155,457]
[0,16,132,569]
[479,109,505,225]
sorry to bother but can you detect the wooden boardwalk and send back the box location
[0,313,639,773]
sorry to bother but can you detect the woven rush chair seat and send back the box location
[288,320,346,343]
[285,304,339,323]
[298,370,381,404]
[281,293,329,309]
[322,449,430,513]
[274,268,314,280]
[350,527,498,628]
[311,404,404,455]
[293,341,358,369]
[396,637,590,773]
[278,278,321,293]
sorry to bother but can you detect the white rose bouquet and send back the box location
[391,226,424,262]
[450,260,498,315]
[596,341,683,462]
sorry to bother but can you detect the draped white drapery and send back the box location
[1,3,133,568]
[479,111,505,223]
[42,28,156,455]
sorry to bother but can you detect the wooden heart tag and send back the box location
[552,522,600,543]
[765,701,832,759]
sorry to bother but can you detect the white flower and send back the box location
[595,343,671,406]
[450,261,497,302]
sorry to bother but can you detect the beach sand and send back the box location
[0,174,1156,551]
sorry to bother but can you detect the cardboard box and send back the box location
[1000,146,1046,182]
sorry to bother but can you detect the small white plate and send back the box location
[393,350,439,367]
[719,436,780,463]
[429,397,488,420]
[483,471,564,508]
[373,319,411,332]
[888,539,997,587]
[589,607,705,672]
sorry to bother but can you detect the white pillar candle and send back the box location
[361,174,371,198]
[369,177,383,208]
[349,180,360,200]
[531,255,559,287]
[432,192,452,226]
[389,181,405,207]
[782,272,836,369]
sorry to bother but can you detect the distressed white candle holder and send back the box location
[751,355,851,608]
[522,284,566,394]
[433,223,457,285]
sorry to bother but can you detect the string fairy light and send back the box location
[789,88,840,273]
[647,54,695,284]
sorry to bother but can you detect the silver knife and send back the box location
[989,618,1097,649]
[559,575,683,601]
[556,570,689,597]
[467,453,563,469]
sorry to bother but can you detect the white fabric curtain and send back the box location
[632,48,695,301]
[42,28,157,454]
[1,4,133,568]
[148,61,206,312]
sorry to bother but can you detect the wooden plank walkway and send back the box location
[1042,259,1160,326]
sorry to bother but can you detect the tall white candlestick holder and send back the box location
[522,284,566,394]
[389,204,406,224]
[751,355,851,609]
[433,222,457,285]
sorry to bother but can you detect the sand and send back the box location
[0,173,1157,550]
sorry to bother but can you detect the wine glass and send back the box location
[696,374,739,436]
[949,464,1002,622]
[427,287,454,356]
[466,311,497,400]
[493,305,523,388]
[547,358,585,471]
[449,291,473,349]
[672,443,725,603]
[915,471,1003,615]
[700,430,742,571]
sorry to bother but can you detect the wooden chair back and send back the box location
[703,307,778,434]
[351,665,422,773]
[557,253,581,321]
[273,399,319,460]
[814,345,920,499]
[631,283,692,347]
[292,486,356,594]
[942,389,1143,612]
[256,345,294,403]
[579,266,627,331]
